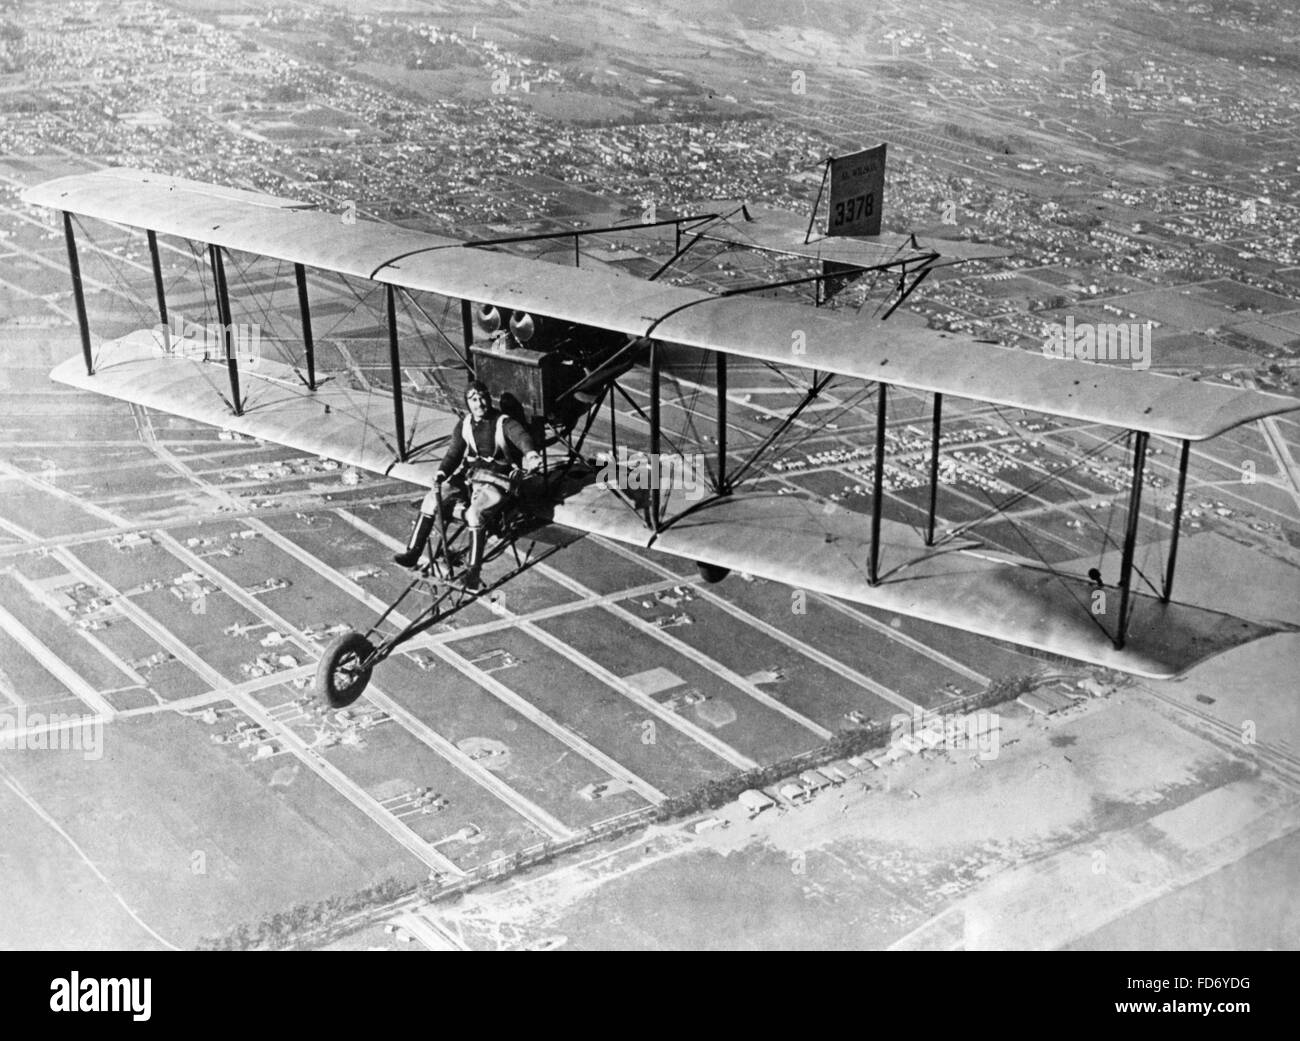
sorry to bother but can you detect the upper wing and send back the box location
[26,168,1300,442]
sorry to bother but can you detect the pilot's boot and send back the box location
[393,512,435,568]
[462,526,487,591]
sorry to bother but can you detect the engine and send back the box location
[467,301,626,429]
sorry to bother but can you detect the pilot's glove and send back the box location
[434,471,448,485]
[521,451,543,474]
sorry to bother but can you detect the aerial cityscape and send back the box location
[0,0,1297,953]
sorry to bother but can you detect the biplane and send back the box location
[21,156,1300,708]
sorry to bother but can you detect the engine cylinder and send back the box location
[509,310,538,344]
[474,304,503,335]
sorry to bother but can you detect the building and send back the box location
[738,789,776,817]
[778,782,807,805]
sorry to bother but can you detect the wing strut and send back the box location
[649,339,661,531]
[803,157,831,244]
[925,392,943,546]
[715,351,729,494]
[208,245,242,417]
[146,229,167,327]
[61,213,94,376]
[609,377,618,458]
[460,298,474,357]
[1114,430,1149,649]
[880,258,938,319]
[868,382,888,585]
[385,284,408,462]
[294,263,316,391]
[1161,438,1191,603]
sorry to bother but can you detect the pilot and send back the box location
[394,379,543,590]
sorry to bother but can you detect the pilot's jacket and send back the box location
[439,409,536,483]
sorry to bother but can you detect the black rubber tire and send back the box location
[696,561,731,584]
[316,631,376,708]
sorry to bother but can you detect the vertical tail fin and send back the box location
[826,144,886,238]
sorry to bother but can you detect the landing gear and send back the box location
[696,561,730,584]
[316,631,376,708]
[313,508,565,706]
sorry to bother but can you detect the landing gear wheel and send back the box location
[316,630,376,708]
[696,562,730,584]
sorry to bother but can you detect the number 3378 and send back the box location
[833,193,873,226]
